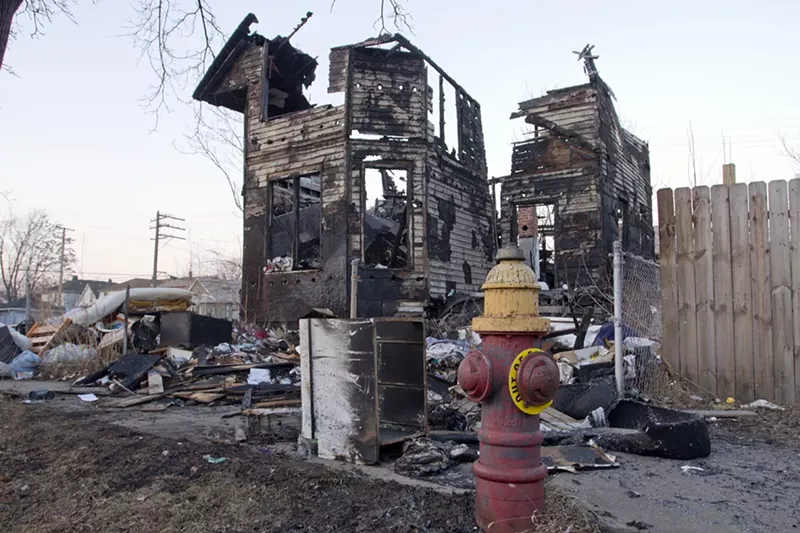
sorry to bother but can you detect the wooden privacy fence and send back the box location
[658,181,800,405]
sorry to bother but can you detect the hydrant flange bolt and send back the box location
[457,350,493,403]
[517,352,560,408]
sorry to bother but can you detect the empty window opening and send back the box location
[363,168,409,269]
[442,81,460,159]
[267,174,321,272]
[426,69,442,140]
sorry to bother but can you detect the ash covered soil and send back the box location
[0,399,475,533]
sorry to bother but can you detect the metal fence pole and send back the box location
[613,240,624,396]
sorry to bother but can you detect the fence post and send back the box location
[613,240,624,396]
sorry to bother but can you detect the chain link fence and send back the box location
[614,247,676,399]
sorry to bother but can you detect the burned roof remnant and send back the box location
[194,17,495,324]
[193,13,317,118]
[502,45,654,292]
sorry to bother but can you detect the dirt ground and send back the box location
[0,398,476,533]
[0,394,600,533]
[2,380,798,533]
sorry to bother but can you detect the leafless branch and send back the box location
[179,103,244,212]
[780,132,800,167]
[686,121,697,188]
[330,0,413,34]
[17,0,76,39]
[0,210,74,301]
[374,0,413,35]
[125,0,224,125]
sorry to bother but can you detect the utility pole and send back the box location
[25,273,31,331]
[55,225,74,310]
[150,211,186,286]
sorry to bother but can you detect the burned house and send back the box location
[194,14,495,323]
[502,45,654,290]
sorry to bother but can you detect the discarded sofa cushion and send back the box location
[553,376,618,420]
[607,399,710,460]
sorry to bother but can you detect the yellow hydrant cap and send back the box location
[473,245,550,334]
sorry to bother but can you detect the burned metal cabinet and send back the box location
[194,16,494,324]
[298,318,426,464]
[501,46,653,290]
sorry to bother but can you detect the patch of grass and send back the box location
[525,483,601,533]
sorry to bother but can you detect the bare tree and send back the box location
[780,133,800,169]
[1,0,75,72]
[686,121,698,188]
[181,103,244,212]
[0,210,75,301]
[205,247,241,281]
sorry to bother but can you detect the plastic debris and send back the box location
[45,343,96,362]
[744,399,784,411]
[588,406,608,427]
[681,465,705,473]
[725,397,736,405]
[426,338,470,383]
[9,350,41,379]
[557,359,575,384]
[247,368,272,385]
[203,455,228,464]
[78,393,99,402]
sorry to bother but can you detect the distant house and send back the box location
[188,277,240,321]
[0,297,40,326]
[99,278,157,298]
[161,276,241,320]
[40,276,114,311]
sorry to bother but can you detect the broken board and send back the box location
[541,444,619,473]
[541,407,585,430]
[26,319,72,355]
[170,391,225,403]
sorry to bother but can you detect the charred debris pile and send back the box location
[2,288,302,414]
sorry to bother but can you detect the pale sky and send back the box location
[2,0,799,282]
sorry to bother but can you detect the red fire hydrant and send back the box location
[457,246,560,532]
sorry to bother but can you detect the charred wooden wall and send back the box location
[241,38,348,323]
[596,87,654,261]
[344,46,494,314]
[427,151,493,298]
[349,139,428,317]
[503,81,653,289]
